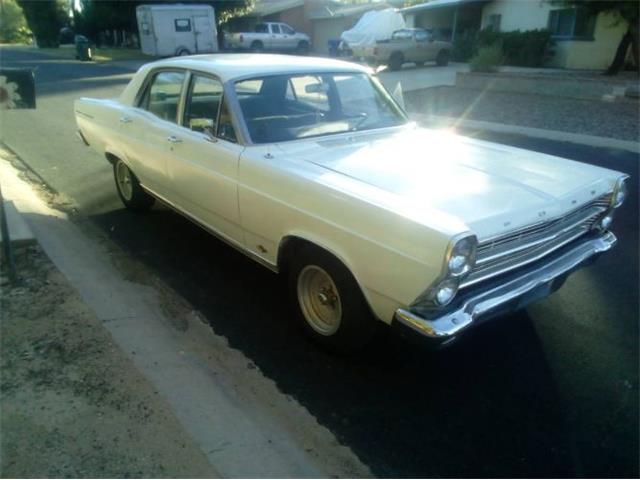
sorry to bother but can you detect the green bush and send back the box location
[454,28,554,67]
[470,44,504,72]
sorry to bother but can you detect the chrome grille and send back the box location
[462,193,612,287]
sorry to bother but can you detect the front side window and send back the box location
[235,72,407,144]
[175,18,191,32]
[281,24,294,35]
[184,75,223,136]
[141,70,186,123]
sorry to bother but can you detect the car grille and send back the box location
[461,193,612,287]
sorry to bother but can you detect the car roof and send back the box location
[143,54,371,83]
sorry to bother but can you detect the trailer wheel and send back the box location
[176,48,191,56]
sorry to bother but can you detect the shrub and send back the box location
[455,28,554,67]
[470,44,504,72]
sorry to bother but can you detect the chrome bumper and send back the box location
[394,231,617,342]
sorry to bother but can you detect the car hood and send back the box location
[276,127,621,239]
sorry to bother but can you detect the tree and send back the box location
[0,0,32,43]
[16,0,67,47]
[561,0,639,75]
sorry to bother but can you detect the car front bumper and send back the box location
[394,231,617,345]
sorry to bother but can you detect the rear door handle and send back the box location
[119,116,133,124]
[166,135,183,143]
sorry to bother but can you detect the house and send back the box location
[226,0,392,55]
[401,0,630,70]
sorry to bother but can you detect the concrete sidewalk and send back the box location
[0,154,371,479]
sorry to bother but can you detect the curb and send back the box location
[410,113,640,154]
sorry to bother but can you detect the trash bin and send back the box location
[75,35,92,61]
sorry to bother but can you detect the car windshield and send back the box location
[234,72,408,144]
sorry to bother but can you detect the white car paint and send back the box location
[74,54,626,326]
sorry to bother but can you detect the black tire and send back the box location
[177,48,190,56]
[388,51,404,71]
[436,49,450,66]
[250,41,264,53]
[415,60,425,67]
[296,41,309,55]
[287,245,378,352]
[113,159,155,212]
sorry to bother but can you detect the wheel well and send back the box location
[105,152,119,165]
[251,40,263,47]
[391,51,404,59]
[278,236,349,277]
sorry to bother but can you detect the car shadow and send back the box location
[90,204,574,477]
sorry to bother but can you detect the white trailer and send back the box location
[136,4,218,57]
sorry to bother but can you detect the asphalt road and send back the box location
[1,47,638,477]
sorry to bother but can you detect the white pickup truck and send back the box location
[225,22,311,54]
[74,54,627,351]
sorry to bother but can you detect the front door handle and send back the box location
[166,135,183,144]
[119,116,133,124]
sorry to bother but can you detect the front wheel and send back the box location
[436,50,450,66]
[288,245,377,352]
[388,52,404,71]
[296,41,309,55]
[113,159,154,212]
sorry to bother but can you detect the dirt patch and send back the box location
[0,246,219,478]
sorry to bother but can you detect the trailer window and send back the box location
[175,18,191,32]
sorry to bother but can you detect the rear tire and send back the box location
[415,60,425,67]
[288,245,377,352]
[436,49,450,66]
[389,51,404,71]
[250,41,264,53]
[113,159,154,212]
[296,41,310,55]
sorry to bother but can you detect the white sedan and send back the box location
[74,54,628,350]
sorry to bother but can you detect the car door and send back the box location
[165,73,244,243]
[118,69,188,197]
[279,23,295,50]
[269,23,283,50]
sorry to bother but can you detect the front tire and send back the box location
[288,245,377,352]
[250,41,264,53]
[388,51,404,71]
[296,41,309,55]
[436,49,450,66]
[113,159,154,212]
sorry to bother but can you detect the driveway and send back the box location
[377,62,468,92]
[0,46,637,477]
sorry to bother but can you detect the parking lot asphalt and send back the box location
[1,47,638,477]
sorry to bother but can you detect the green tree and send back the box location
[0,0,32,43]
[560,0,639,74]
[16,0,67,47]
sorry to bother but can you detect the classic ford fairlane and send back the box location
[75,54,628,350]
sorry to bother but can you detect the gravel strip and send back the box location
[405,86,640,142]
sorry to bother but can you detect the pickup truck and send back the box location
[356,28,452,70]
[74,54,628,351]
[225,22,311,54]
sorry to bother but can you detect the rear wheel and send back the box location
[436,49,450,66]
[296,41,310,55]
[250,41,264,53]
[113,159,154,212]
[415,60,425,67]
[389,51,404,71]
[288,245,377,352]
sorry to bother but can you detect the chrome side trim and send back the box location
[139,184,279,273]
[395,231,616,340]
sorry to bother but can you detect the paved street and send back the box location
[1,47,638,477]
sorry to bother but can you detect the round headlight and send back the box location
[447,235,477,277]
[614,181,627,208]
[600,214,613,230]
[434,281,457,306]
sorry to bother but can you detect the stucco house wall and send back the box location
[480,0,628,70]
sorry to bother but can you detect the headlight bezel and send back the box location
[412,233,478,310]
[612,176,629,209]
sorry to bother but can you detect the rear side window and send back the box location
[271,24,281,34]
[140,71,186,123]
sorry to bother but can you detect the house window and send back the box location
[487,14,501,32]
[174,18,191,32]
[548,8,595,40]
